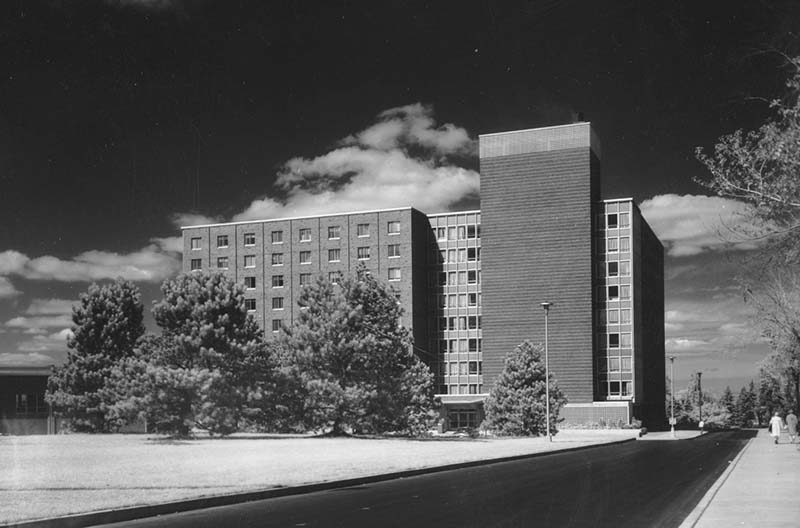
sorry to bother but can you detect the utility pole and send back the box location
[697,372,703,429]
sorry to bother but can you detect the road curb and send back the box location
[677,434,754,528]
[3,437,636,528]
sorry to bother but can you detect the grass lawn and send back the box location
[1,429,637,524]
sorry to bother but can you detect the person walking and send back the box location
[769,411,785,444]
[786,410,798,444]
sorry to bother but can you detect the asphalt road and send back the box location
[103,430,755,528]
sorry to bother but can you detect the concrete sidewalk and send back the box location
[681,429,800,528]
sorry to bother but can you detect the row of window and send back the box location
[440,338,482,353]
[445,385,483,396]
[600,332,632,349]
[439,247,481,263]
[192,222,402,250]
[439,293,481,308]
[15,393,47,415]
[445,360,483,376]
[439,315,482,331]
[447,409,479,427]
[598,308,632,325]
[602,212,631,230]
[598,260,631,278]
[598,284,632,301]
[438,270,481,286]
[434,224,481,241]
[598,355,633,373]
[598,237,631,253]
[599,380,632,397]
[192,246,401,270]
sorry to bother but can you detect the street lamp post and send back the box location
[669,356,675,438]
[541,302,552,442]
[697,372,703,430]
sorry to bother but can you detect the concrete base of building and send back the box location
[560,401,632,426]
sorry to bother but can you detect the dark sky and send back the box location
[1,0,799,390]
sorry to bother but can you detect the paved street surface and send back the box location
[101,430,753,528]
[681,429,800,528]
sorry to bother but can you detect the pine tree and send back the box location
[46,279,144,432]
[277,266,435,436]
[108,271,273,437]
[720,386,736,427]
[482,341,566,436]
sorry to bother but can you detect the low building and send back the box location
[0,366,57,435]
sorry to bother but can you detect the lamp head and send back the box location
[540,301,552,310]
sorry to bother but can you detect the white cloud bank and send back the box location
[0,237,180,285]
[222,103,480,223]
[640,194,757,257]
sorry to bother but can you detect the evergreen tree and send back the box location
[46,279,144,432]
[108,271,273,436]
[277,267,435,436]
[482,341,566,436]
[720,386,736,427]
[756,369,785,425]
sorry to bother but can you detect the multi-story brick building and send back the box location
[181,122,666,429]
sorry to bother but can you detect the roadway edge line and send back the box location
[2,436,637,528]
[677,434,755,528]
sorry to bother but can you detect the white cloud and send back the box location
[0,240,180,283]
[172,213,220,228]
[0,352,55,366]
[231,105,478,222]
[0,277,20,299]
[17,329,73,353]
[25,299,75,316]
[639,194,757,257]
[6,315,73,330]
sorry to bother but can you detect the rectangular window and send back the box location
[467,248,477,261]
[357,223,370,237]
[607,262,618,277]
[468,316,478,330]
[190,237,201,250]
[447,226,456,240]
[621,333,632,348]
[598,310,607,325]
[271,319,282,332]
[328,225,341,239]
[356,247,370,260]
[272,297,284,310]
[328,271,341,284]
[299,228,311,242]
[244,233,256,246]
[620,309,631,324]
[457,226,466,240]
[458,248,467,262]
[619,212,630,227]
[299,273,312,286]
[467,225,476,238]
[609,333,620,348]
[244,255,256,268]
[387,221,400,234]
[217,256,229,269]
[437,227,446,241]
[244,276,256,289]
[620,285,631,299]
[272,275,284,288]
[468,293,477,306]
[217,235,229,248]
[328,248,341,262]
[621,381,631,396]
[299,251,311,264]
[608,309,620,324]
[467,270,477,284]
[388,267,401,281]
[621,357,632,372]
[609,357,621,372]
[609,381,621,396]
[607,214,618,229]
[271,230,283,244]
[388,244,400,258]
[468,339,478,353]
[620,237,630,252]
[607,238,619,252]
[190,258,202,271]
[245,299,256,312]
[458,271,467,285]
[620,261,631,276]
[271,253,283,266]
[608,285,619,300]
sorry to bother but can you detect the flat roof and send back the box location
[182,206,417,230]
[478,121,591,138]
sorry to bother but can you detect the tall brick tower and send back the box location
[479,122,601,406]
